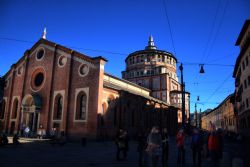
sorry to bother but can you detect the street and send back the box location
[0,136,246,167]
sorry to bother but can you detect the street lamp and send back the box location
[179,63,185,128]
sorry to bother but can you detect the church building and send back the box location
[0,34,179,140]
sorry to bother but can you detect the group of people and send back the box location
[0,133,20,146]
[115,126,224,167]
[115,126,169,167]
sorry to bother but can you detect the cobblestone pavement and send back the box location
[0,137,245,167]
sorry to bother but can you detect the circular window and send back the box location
[79,64,89,77]
[36,49,45,60]
[30,68,46,91]
[58,56,67,67]
[34,73,44,87]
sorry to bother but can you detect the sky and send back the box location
[0,0,250,113]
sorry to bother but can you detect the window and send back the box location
[242,61,245,70]
[248,76,250,86]
[247,98,249,108]
[36,49,45,60]
[75,92,87,120]
[244,79,247,89]
[246,56,249,66]
[54,95,63,120]
[58,56,67,67]
[34,73,44,87]
[11,99,18,119]
[79,64,89,77]
[0,100,6,119]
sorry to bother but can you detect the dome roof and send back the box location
[125,36,177,62]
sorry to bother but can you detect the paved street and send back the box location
[0,137,246,167]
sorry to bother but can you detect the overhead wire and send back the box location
[162,0,176,55]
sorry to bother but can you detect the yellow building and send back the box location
[201,94,237,133]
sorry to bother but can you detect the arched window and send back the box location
[75,92,87,120]
[0,100,6,119]
[11,98,18,119]
[54,95,63,120]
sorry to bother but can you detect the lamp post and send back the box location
[179,63,185,128]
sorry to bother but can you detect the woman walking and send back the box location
[146,126,162,167]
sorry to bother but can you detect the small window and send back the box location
[244,79,247,89]
[242,61,245,70]
[36,49,45,60]
[4,80,9,89]
[0,100,6,119]
[17,66,23,76]
[58,56,67,67]
[246,56,249,66]
[248,76,250,86]
[246,98,249,108]
[79,64,89,77]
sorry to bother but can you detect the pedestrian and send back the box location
[191,128,202,167]
[208,129,222,167]
[176,129,185,167]
[115,129,127,161]
[13,133,21,145]
[50,127,58,140]
[137,130,147,167]
[24,126,30,138]
[145,126,162,167]
[37,125,43,139]
[2,133,8,145]
[162,128,169,167]
[217,129,224,161]
[123,130,129,159]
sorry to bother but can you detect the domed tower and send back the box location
[122,36,181,105]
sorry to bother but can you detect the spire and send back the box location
[145,35,157,50]
[42,27,46,39]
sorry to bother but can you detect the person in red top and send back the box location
[208,129,223,167]
[176,129,185,166]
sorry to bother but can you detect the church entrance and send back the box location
[21,94,42,133]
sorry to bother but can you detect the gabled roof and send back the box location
[3,38,107,77]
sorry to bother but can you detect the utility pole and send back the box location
[179,63,185,128]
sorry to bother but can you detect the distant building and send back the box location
[122,36,190,124]
[233,20,250,137]
[0,37,178,139]
[201,94,237,133]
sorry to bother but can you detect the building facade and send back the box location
[233,20,250,137]
[0,37,178,140]
[122,36,190,123]
[201,94,237,133]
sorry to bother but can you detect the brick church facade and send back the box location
[0,37,179,140]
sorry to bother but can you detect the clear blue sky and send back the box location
[0,0,250,113]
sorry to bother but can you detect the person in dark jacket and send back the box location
[13,133,21,145]
[115,129,127,161]
[137,130,147,167]
[162,128,169,167]
[191,128,202,167]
